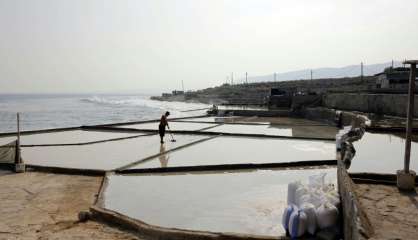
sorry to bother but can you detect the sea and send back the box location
[0,94,210,133]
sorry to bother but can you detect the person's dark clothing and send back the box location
[159,115,168,137]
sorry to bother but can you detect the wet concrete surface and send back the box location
[22,134,206,170]
[355,184,418,240]
[0,130,142,146]
[349,132,418,174]
[129,136,336,170]
[103,168,336,237]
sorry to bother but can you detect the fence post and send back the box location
[15,113,25,173]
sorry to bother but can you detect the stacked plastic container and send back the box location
[282,173,340,238]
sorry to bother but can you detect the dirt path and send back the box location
[355,184,418,240]
[0,172,144,240]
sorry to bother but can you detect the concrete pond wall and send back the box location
[323,93,418,117]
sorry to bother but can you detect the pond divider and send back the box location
[0,114,208,137]
[20,133,155,147]
[83,126,336,142]
[25,164,105,176]
[349,172,418,186]
[117,159,337,174]
[337,123,374,240]
[173,119,330,127]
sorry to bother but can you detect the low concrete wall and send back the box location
[337,127,373,240]
[337,161,373,240]
[323,93,417,117]
[298,107,370,128]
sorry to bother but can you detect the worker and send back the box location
[159,111,170,144]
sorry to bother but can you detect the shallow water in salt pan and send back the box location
[22,134,206,170]
[1,130,141,146]
[129,136,336,170]
[103,168,336,237]
[114,122,216,131]
[349,132,418,174]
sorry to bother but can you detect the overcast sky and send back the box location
[1,0,417,94]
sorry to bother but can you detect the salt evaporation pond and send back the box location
[103,168,337,237]
[128,136,335,170]
[349,132,418,174]
[202,123,337,139]
[203,124,293,136]
[176,116,262,124]
[113,121,216,131]
[0,130,142,146]
[22,134,207,170]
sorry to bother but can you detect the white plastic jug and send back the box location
[289,209,307,238]
[316,202,339,229]
[300,203,317,235]
[287,181,301,205]
[282,204,298,231]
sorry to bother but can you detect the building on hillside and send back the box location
[172,90,184,95]
[375,67,418,89]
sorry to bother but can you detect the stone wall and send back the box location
[323,93,417,117]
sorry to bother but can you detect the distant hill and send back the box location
[246,61,402,83]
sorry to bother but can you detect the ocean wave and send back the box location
[80,96,135,106]
[80,95,210,112]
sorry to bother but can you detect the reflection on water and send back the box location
[349,132,418,174]
[129,136,335,171]
[114,122,215,131]
[103,168,337,237]
[22,134,205,170]
[159,144,169,168]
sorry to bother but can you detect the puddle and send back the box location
[103,168,336,237]
[22,134,206,170]
[128,136,336,170]
[114,122,216,131]
[1,130,141,146]
[349,132,418,174]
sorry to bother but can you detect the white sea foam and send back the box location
[0,94,210,133]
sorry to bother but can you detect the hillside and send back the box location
[153,76,377,105]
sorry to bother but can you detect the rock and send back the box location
[78,211,91,222]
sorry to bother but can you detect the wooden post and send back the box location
[16,113,21,164]
[404,63,416,173]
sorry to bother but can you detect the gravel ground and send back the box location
[0,172,144,240]
[355,183,418,240]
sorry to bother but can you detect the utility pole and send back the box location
[392,59,394,69]
[310,70,313,81]
[274,72,277,82]
[245,72,248,84]
[181,80,184,92]
[231,72,234,85]
[361,62,364,82]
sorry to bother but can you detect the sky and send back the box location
[0,0,417,94]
